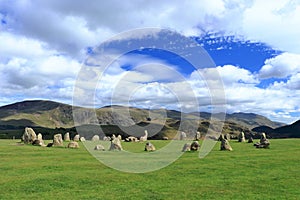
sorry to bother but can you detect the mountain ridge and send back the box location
[0,100,295,139]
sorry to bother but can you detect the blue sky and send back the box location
[0,0,300,124]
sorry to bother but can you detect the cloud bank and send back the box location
[0,0,299,123]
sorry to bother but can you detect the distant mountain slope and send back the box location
[226,112,284,129]
[253,120,300,138]
[0,100,292,139]
[0,100,75,128]
[190,112,285,129]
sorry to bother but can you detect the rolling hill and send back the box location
[0,100,293,139]
[253,120,300,138]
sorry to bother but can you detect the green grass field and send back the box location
[0,139,299,199]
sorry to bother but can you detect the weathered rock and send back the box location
[64,132,70,141]
[191,141,200,151]
[103,136,111,141]
[117,135,122,140]
[254,133,270,148]
[35,133,45,146]
[53,134,63,146]
[182,143,191,152]
[94,144,105,151]
[32,139,44,146]
[180,131,187,140]
[162,136,168,140]
[22,127,37,144]
[73,134,80,141]
[144,142,156,151]
[195,132,201,140]
[220,138,233,151]
[80,137,86,142]
[67,141,79,149]
[109,137,123,151]
[37,133,43,141]
[46,142,53,147]
[91,135,100,141]
[260,132,267,143]
[125,136,139,142]
[238,132,246,142]
[248,137,254,143]
[140,130,148,142]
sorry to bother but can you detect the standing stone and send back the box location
[94,144,105,151]
[220,138,233,151]
[248,137,254,143]
[180,131,187,140]
[144,142,156,151]
[117,134,122,141]
[182,143,191,152]
[254,132,270,148]
[64,132,70,141]
[53,134,63,146]
[260,132,267,143]
[37,133,43,141]
[36,133,45,146]
[140,130,148,142]
[238,132,246,142]
[80,137,86,142]
[67,141,79,149]
[22,127,37,144]
[195,132,201,140]
[109,137,123,151]
[191,141,200,151]
[92,135,100,141]
[73,134,80,141]
[103,136,111,141]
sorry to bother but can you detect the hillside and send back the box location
[0,100,75,128]
[253,120,300,138]
[0,100,291,139]
[190,112,284,129]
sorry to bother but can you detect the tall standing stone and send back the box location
[195,132,201,140]
[37,133,43,141]
[117,134,122,141]
[73,134,80,142]
[109,137,123,151]
[220,138,233,151]
[140,130,148,142]
[53,134,63,146]
[64,132,70,141]
[22,127,37,144]
[238,131,246,142]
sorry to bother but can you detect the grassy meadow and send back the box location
[0,139,299,199]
